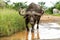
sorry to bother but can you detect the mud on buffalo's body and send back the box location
[19,3,44,40]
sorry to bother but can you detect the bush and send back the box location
[0,8,25,36]
[13,2,28,10]
[54,2,60,10]
[45,7,54,14]
[52,14,60,16]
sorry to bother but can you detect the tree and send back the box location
[54,1,60,10]
[13,2,28,10]
[0,0,6,8]
[4,0,10,4]
[38,2,46,11]
[38,2,45,8]
[4,0,11,8]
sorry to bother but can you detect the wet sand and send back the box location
[40,15,60,23]
[0,31,26,40]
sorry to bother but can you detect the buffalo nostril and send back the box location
[30,21,34,25]
[30,20,34,22]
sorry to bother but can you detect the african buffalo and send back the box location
[19,3,44,40]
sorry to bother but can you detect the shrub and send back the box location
[0,8,25,36]
[45,7,54,14]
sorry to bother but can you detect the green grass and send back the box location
[45,13,60,16]
[0,8,25,36]
[52,14,60,16]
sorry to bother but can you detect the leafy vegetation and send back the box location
[52,14,60,16]
[54,1,60,10]
[13,2,28,10]
[0,8,25,36]
[45,7,54,14]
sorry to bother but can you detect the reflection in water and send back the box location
[27,23,60,40]
[40,23,60,30]
[39,23,60,39]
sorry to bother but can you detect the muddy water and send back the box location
[0,15,60,40]
[0,31,26,40]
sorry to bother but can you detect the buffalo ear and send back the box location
[19,8,26,16]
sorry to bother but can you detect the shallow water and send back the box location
[27,23,60,40]
[1,23,60,40]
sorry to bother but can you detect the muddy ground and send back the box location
[0,15,60,40]
[41,15,60,23]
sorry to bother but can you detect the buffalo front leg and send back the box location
[37,16,41,39]
[37,22,40,39]
[25,21,29,40]
[31,24,34,40]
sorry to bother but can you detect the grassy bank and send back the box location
[45,13,60,16]
[52,14,60,16]
[0,8,25,36]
